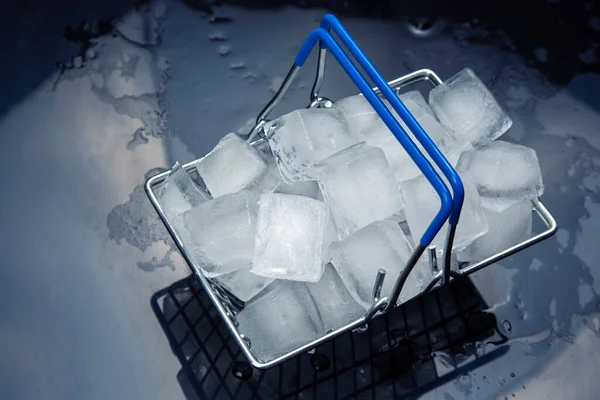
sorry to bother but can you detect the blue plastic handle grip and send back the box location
[294,28,452,246]
[319,14,465,232]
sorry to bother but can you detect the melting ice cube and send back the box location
[214,268,274,302]
[158,162,209,219]
[429,68,512,147]
[330,220,429,308]
[315,143,405,239]
[251,193,331,282]
[456,141,544,212]
[306,264,365,331]
[399,90,435,117]
[457,201,532,262]
[173,190,257,277]
[196,133,277,198]
[266,108,361,180]
[401,172,488,252]
[236,280,323,361]
[334,94,380,136]
[360,99,466,183]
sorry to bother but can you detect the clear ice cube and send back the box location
[236,280,323,361]
[457,201,532,262]
[196,133,276,198]
[429,68,513,147]
[250,193,330,282]
[401,172,488,251]
[315,144,405,239]
[158,162,208,219]
[360,99,466,183]
[306,264,365,331]
[173,190,257,277]
[456,141,544,213]
[329,220,429,308]
[266,108,361,180]
[214,268,275,302]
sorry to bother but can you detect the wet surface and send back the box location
[0,0,599,398]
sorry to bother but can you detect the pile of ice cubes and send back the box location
[156,68,544,361]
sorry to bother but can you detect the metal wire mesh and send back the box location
[152,275,508,399]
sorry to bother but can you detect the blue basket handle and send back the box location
[294,27,452,246]
[319,14,465,242]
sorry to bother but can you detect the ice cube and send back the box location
[253,140,322,199]
[236,280,323,361]
[457,201,532,262]
[360,99,465,183]
[330,220,429,308]
[334,94,380,135]
[196,133,277,198]
[306,264,365,331]
[173,190,257,277]
[157,162,209,218]
[429,68,512,147]
[401,172,488,251]
[274,179,322,199]
[399,90,435,117]
[315,144,404,239]
[250,193,330,282]
[456,141,544,213]
[266,108,361,180]
[214,268,274,302]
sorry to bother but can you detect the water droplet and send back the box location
[310,353,331,371]
[502,320,512,333]
[218,45,231,56]
[404,16,445,39]
[231,361,253,380]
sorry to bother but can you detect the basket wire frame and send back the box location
[152,274,510,399]
[145,68,557,369]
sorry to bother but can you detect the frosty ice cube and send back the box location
[429,68,512,147]
[173,190,257,277]
[158,162,208,218]
[401,172,488,252]
[329,220,429,308]
[306,264,365,331]
[457,201,532,262]
[334,94,380,136]
[315,144,404,239]
[399,90,435,117]
[456,141,544,213]
[196,133,276,198]
[360,99,465,183]
[236,280,323,361]
[250,193,330,282]
[266,108,361,180]
[274,179,321,199]
[214,268,274,302]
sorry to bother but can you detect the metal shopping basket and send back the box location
[145,14,557,370]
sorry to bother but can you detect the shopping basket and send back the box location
[145,14,557,369]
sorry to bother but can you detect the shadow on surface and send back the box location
[151,274,508,399]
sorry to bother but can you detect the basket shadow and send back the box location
[151,275,509,399]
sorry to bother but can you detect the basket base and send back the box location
[151,274,508,399]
